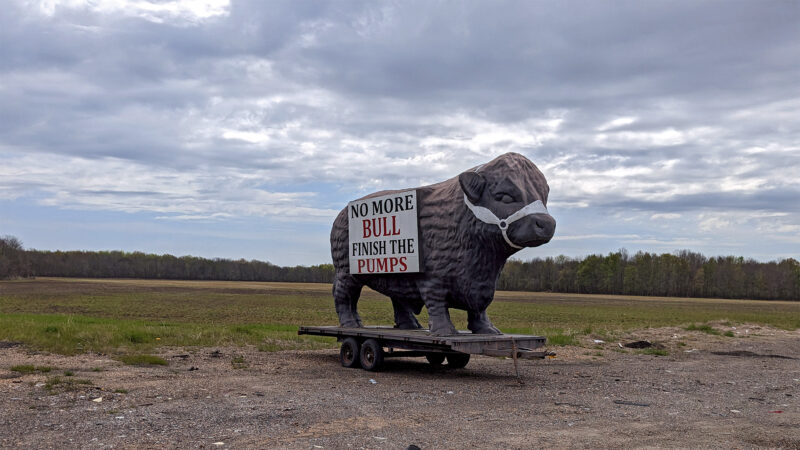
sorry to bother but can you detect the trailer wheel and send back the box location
[446,353,470,369]
[340,337,361,368]
[359,339,384,371]
[425,353,445,366]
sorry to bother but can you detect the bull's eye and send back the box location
[496,193,514,204]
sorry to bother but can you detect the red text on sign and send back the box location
[362,216,401,238]
[357,256,408,273]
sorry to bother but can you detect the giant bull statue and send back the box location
[330,152,556,335]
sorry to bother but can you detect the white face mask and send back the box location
[464,194,549,249]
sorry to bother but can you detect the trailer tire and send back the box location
[359,339,384,371]
[340,337,361,368]
[425,353,445,366]
[446,353,470,369]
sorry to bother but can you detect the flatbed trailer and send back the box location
[298,325,550,371]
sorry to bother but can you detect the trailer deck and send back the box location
[298,325,549,371]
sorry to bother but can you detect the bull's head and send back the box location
[458,152,556,249]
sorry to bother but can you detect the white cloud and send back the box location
[596,116,637,131]
[624,237,710,247]
[594,127,716,149]
[775,224,800,233]
[419,114,564,155]
[221,129,272,144]
[698,216,731,232]
[651,213,681,220]
[28,0,230,24]
[556,234,641,241]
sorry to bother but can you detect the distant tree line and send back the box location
[1,236,332,283]
[2,235,798,300]
[497,250,800,301]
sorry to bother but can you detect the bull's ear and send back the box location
[459,171,486,203]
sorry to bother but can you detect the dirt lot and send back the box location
[2,324,798,449]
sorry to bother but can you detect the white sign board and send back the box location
[348,190,421,274]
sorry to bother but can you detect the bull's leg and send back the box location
[333,272,364,327]
[391,297,422,330]
[426,302,457,335]
[417,281,457,335]
[468,309,502,335]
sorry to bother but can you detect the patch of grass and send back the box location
[685,323,721,335]
[0,313,332,355]
[590,329,614,342]
[91,367,103,372]
[258,342,285,352]
[43,376,62,391]
[2,310,337,355]
[258,334,331,352]
[489,292,800,333]
[11,365,52,374]
[723,330,735,337]
[232,325,258,335]
[63,370,74,376]
[43,376,92,393]
[113,388,128,394]
[117,354,167,366]
[639,348,669,356]
[231,355,248,369]
[547,332,578,346]
[11,365,36,373]
[11,364,36,373]
[677,341,687,347]
[125,331,150,344]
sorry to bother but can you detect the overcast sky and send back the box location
[1,0,799,265]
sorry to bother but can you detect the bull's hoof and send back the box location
[470,326,502,335]
[394,322,423,330]
[430,325,459,336]
[339,318,363,328]
[431,331,459,336]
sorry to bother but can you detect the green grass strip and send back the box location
[0,313,334,355]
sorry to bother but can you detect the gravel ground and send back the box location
[1,324,799,449]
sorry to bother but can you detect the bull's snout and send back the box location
[509,213,556,247]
